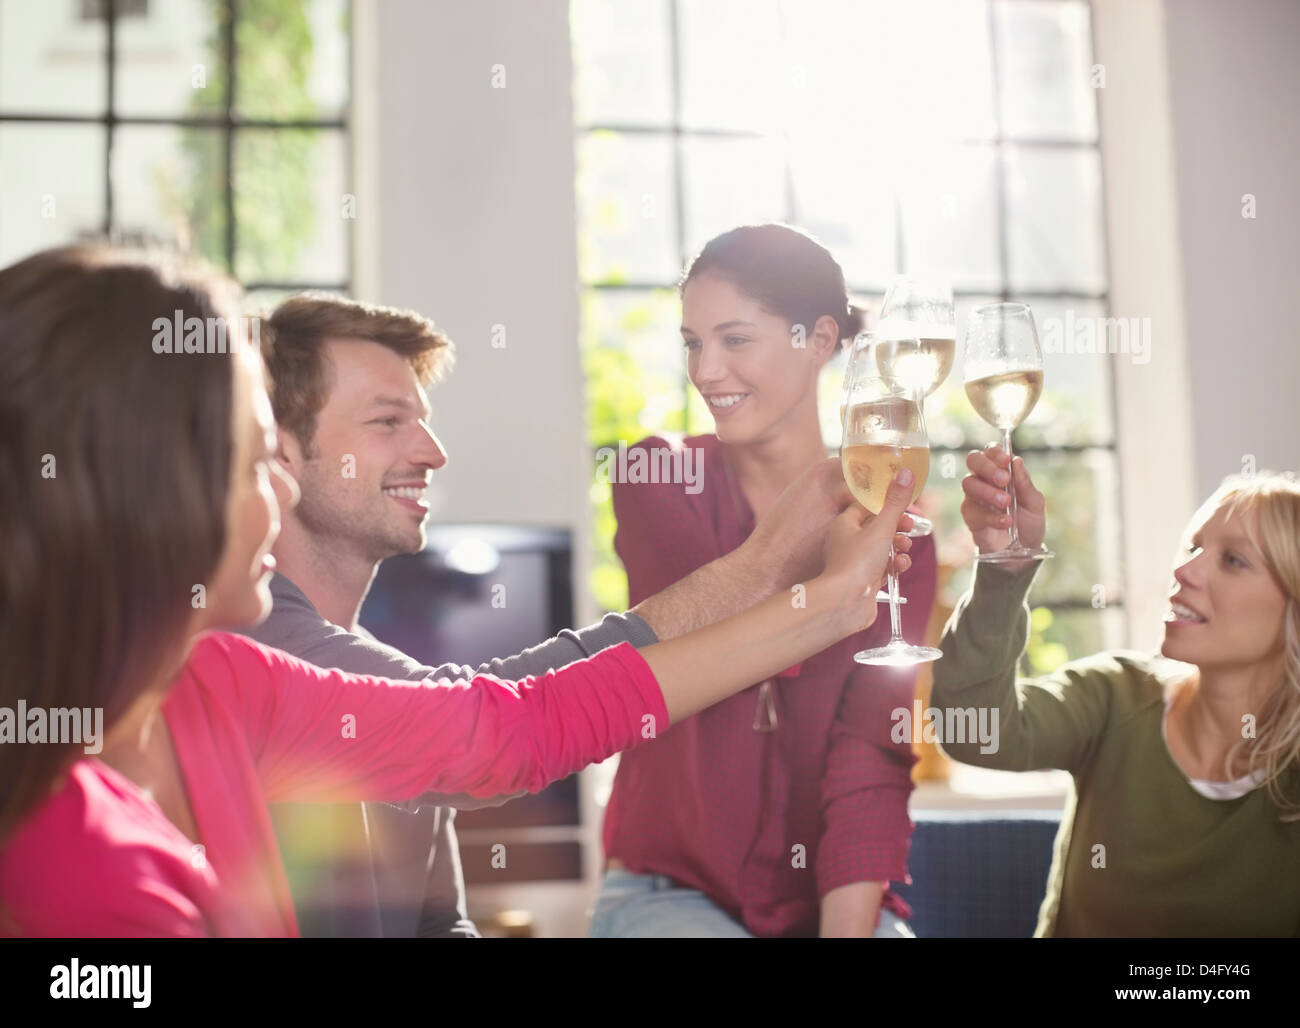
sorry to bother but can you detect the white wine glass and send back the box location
[875,276,956,538]
[841,334,943,666]
[962,302,1053,563]
[841,337,904,605]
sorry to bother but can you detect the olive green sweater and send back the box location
[931,563,1300,937]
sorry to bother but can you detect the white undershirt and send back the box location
[1161,691,1267,800]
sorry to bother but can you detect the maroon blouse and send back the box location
[601,434,938,936]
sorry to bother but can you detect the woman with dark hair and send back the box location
[591,224,939,938]
[0,245,917,936]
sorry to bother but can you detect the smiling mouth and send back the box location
[706,393,749,411]
[383,485,429,512]
[1165,601,1207,625]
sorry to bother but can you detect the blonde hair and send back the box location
[1186,470,1300,820]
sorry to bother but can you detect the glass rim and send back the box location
[851,328,925,344]
[970,301,1032,316]
[883,272,956,295]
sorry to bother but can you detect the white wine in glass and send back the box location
[841,342,908,604]
[962,303,1053,563]
[842,441,930,514]
[841,336,942,666]
[964,369,1043,431]
[873,332,956,400]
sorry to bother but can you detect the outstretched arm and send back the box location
[217,470,917,805]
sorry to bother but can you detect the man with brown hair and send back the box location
[239,292,863,937]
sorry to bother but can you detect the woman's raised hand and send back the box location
[961,445,1046,555]
[819,469,916,628]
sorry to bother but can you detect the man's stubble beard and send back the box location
[294,458,424,565]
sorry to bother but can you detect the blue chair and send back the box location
[891,811,1062,938]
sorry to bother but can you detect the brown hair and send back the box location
[263,294,455,453]
[682,223,865,348]
[0,245,246,847]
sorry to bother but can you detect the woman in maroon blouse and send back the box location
[593,224,939,938]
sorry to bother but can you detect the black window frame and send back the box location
[0,0,353,295]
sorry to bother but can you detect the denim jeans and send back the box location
[588,868,916,938]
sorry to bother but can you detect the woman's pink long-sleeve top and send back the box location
[601,434,936,936]
[0,632,666,937]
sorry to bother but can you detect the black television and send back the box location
[358,524,584,883]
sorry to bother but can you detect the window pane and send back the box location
[1023,605,1126,675]
[112,125,227,268]
[581,288,686,447]
[926,292,1001,451]
[923,454,975,603]
[922,449,1123,609]
[236,0,349,120]
[1013,298,1115,448]
[571,0,671,127]
[821,0,997,142]
[678,0,783,132]
[0,0,106,115]
[577,131,677,284]
[907,0,998,140]
[996,0,1098,142]
[581,288,685,616]
[680,135,786,259]
[0,123,105,266]
[899,144,1001,291]
[933,296,1115,450]
[791,127,896,292]
[234,128,348,283]
[114,0,225,116]
[925,293,1118,454]
[1005,146,1105,293]
[1028,449,1123,605]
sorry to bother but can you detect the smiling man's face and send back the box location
[284,338,448,563]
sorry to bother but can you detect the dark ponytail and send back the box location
[682,223,860,347]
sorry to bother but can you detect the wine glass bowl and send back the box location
[876,275,957,401]
[875,276,955,538]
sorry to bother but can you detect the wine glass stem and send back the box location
[887,543,904,644]
[1003,428,1022,550]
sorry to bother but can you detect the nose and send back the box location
[1172,551,1204,591]
[414,420,449,471]
[691,340,728,388]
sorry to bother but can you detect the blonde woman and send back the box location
[933,445,1300,936]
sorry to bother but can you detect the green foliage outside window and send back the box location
[172,0,319,276]
[582,290,691,614]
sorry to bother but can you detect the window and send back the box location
[0,0,352,313]
[572,0,1124,671]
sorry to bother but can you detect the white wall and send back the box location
[1093,0,1299,650]
[365,0,590,601]
[1162,0,1300,499]
[360,0,597,937]
[1093,0,1198,651]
